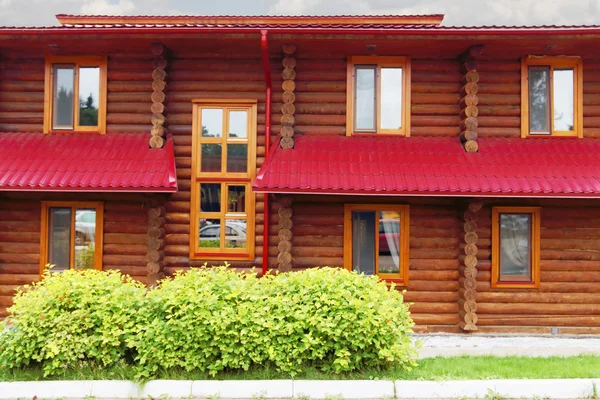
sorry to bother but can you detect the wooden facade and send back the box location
[1,16,600,333]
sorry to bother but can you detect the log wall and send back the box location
[476,203,600,334]
[0,195,148,316]
[162,51,276,274]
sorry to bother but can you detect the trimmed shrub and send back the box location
[134,266,417,377]
[0,269,146,376]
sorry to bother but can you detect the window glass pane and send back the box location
[200,183,221,212]
[74,208,96,270]
[554,69,574,131]
[528,66,550,133]
[227,144,248,173]
[499,213,532,280]
[229,110,248,138]
[224,219,247,249]
[355,66,376,131]
[227,185,246,213]
[48,207,71,271]
[53,66,74,129]
[199,218,221,248]
[378,211,401,274]
[352,210,376,275]
[201,108,223,137]
[201,144,222,172]
[78,67,100,127]
[380,68,403,130]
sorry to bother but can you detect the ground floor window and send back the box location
[343,204,410,284]
[40,202,104,274]
[491,206,540,288]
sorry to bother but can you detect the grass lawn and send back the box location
[0,355,599,382]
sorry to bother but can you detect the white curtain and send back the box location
[381,218,400,272]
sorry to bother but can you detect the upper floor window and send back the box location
[346,56,411,136]
[343,204,410,284]
[521,56,582,138]
[43,56,107,134]
[491,207,540,288]
[40,201,104,274]
[190,100,257,260]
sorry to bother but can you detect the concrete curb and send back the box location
[0,378,597,399]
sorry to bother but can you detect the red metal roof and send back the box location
[0,132,177,192]
[253,135,600,198]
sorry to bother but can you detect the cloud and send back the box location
[80,0,136,15]
[266,0,600,25]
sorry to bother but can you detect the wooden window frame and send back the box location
[190,99,257,261]
[43,56,108,135]
[39,201,104,275]
[521,56,583,138]
[346,56,411,136]
[343,204,410,284]
[491,206,541,289]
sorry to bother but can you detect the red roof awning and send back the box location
[253,135,600,198]
[0,132,177,192]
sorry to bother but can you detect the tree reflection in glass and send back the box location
[528,66,550,133]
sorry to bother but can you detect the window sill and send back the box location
[46,130,104,135]
[492,281,539,289]
[190,252,254,261]
[350,132,408,137]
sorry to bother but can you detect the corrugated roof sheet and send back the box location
[0,132,177,192]
[253,135,600,198]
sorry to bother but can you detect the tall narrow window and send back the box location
[346,56,411,136]
[343,204,409,283]
[40,202,104,274]
[521,56,582,138]
[190,100,257,260]
[44,57,107,134]
[492,207,540,288]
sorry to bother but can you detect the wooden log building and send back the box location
[1,14,600,334]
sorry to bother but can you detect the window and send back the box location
[491,207,540,288]
[343,204,410,283]
[521,56,583,138]
[40,202,104,274]
[346,56,411,136]
[190,100,257,260]
[43,56,107,134]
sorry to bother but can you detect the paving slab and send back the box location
[416,334,600,358]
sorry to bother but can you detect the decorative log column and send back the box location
[458,45,484,153]
[277,196,293,272]
[458,200,483,331]
[150,43,169,149]
[280,44,297,149]
[147,204,166,286]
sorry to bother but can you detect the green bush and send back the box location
[0,269,146,376]
[0,266,417,379]
[134,266,417,377]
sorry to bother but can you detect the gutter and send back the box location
[260,29,272,276]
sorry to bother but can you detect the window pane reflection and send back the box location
[378,211,400,274]
[74,208,96,270]
[200,183,221,212]
[202,108,223,137]
[554,69,574,131]
[529,66,550,133]
[499,213,532,280]
[53,66,74,129]
[355,66,376,131]
[78,67,100,127]
[224,219,247,249]
[352,210,375,275]
[199,218,221,248]
[48,207,71,271]
[227,185,246,213]
[229,110,248,138]
[380,68,403,130]
[201,144,222,172]
[227,144,248,173]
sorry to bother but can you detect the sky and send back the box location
[1,0,599,27]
